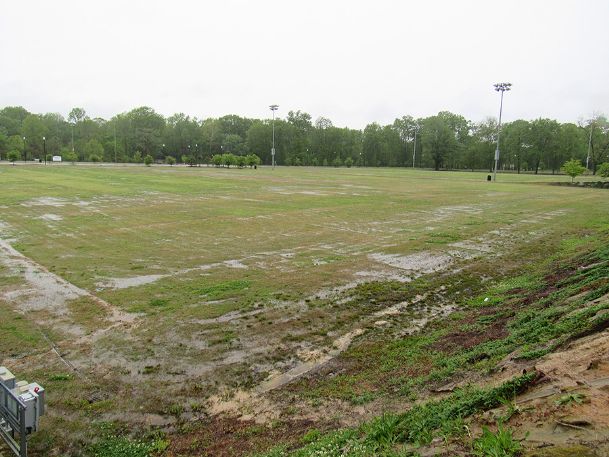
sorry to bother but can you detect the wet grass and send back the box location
[0,165,608,456]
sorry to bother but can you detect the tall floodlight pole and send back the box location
[586,121,593,171]
[43,136,46,164]
[493,82,511,181]
[412,126,419,168]
[269,104,278,169]
[23,136,26,162]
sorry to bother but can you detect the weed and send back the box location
[555,393,585,406]
[472,425,521,457]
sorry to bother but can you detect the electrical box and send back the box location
[0,367,15,389]
[0,369,45,435]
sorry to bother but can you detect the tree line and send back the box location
[1,105,608,174]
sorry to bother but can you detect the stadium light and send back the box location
[269,105,278,169]
[492,82,511,181]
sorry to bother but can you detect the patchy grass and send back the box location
[0,166,608,456]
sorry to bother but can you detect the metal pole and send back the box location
[586,121,593,171]
[71,125,74,152]
[22,137,26,163]
[114,122,117,163]
[412,129,417,168]
[43,137,46,165]
[493,82,511,182]
[269,105,278,169]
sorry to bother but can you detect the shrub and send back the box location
[7,150,19,164]
[165,155,176,166]
[89,154,101,163]
[144,154,153,166]
[598,162,609,179]
[561,158,586,183]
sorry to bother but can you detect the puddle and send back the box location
[39,213,63,222]
[370,251,453,273]
[97,274,167,290]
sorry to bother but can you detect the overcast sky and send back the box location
[1,0,608,128]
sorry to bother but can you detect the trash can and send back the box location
[487,175,492,181]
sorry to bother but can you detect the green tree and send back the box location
[222,153,236,168]
[422,115,456,171]
[561,159,586,183]
[23,114,49,160]
[165,156,176,166]
[211,154,223,167]
[597,162,609,178]
[144,154,153,166]
[245,154,261,168]
[63,149,77,164]
[7,150,19,164]
[84,139,104,162]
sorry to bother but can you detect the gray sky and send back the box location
[1,0,608,128]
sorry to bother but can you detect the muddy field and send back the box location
[0,164,608,456]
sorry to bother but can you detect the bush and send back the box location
[7,150,19,163]
[598,162,609,179]
[246,154,261,168]
[63,150,77,164]
[211,154,223,167]
[561,158,586,183]
[133,151,142,163]
[344,157,354,168]
[144,154,153,166]
[165,155,176,166]
[89,154,101,163]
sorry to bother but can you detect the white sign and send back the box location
[52,156,62,162]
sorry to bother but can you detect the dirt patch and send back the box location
[166,416,317,457]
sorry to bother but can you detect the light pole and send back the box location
[412,126,419,168]
[43,136,46,164]
[269,104,278,169]
[586,120,593,171]
[492,82,511,181]
[23,136,26,162]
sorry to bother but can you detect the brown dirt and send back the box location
[165,416,321,457]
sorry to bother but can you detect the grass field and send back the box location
[0,164,608,456]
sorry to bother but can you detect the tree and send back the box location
[561,159,586,183]
[84,139,104,162]
[165,156,176,166]
[211,154,223,167]
[236,155,247,168]
[22,114,49,159]
[222,153,236,168]
[144,154,153,166]
[7,150,19,164]
[421,115,456,171]
[245,154,261,168]
[344,156,354,168]
[63,150,77,164]
[597,162,609,179]
[529,118,560,174]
